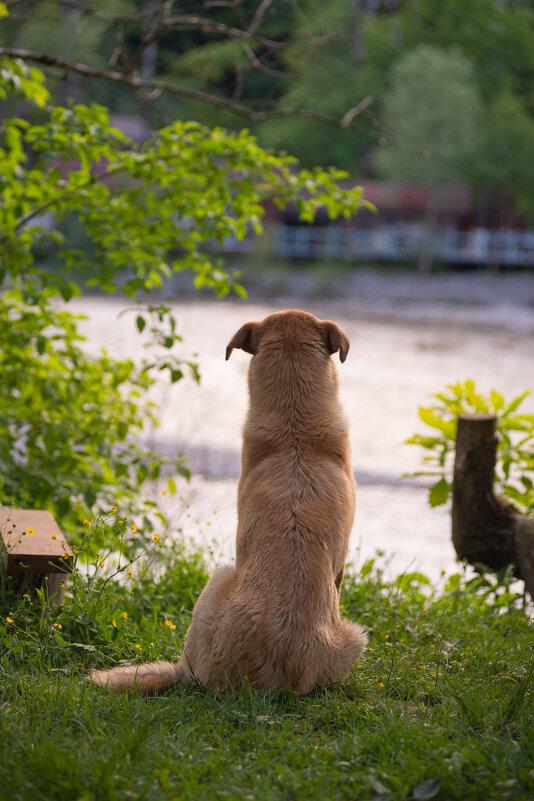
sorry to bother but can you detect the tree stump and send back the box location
[452,414,534,598]
[0,509,73,603]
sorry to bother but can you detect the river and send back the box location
[68,269,534,581]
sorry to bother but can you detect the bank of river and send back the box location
[69,272,534,580]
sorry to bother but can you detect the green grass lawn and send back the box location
[1,533,533,801]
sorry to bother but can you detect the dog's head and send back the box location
[225,310,349,363]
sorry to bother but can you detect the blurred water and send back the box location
[68,272,534,580]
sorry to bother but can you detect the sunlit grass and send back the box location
[1,524,533,801]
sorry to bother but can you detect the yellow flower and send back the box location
[72,548,79,555]
[379,682,384,688]
[25,526,36,536]
[153,533,160,542]
[111,507,117,513]
[120,596,125,601]
[131,524,138,533]
[161,490,167,495]
[206,521,212,526]
[339,603,345,610]
[83,519,90,526]
[121,612,128,620]
[53,623,62,629]
[384,634,389,639]
[430,644,435,649]
[62,553,69,559]
[164,619,176,630]
[128,569,133,578]
[99,561,105,568]
[111,619,117,628]
[179,496,184,501]
[6,617,13,624]
[59,583,65,589]
[118,520,124,526]
[51,534,57,540]
[135,644,141,649]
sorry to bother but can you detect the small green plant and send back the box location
[406,379,534,513]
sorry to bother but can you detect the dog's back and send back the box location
[90,310,366,695]
[215,310,366,692]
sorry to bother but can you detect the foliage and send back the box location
[0,293,192,545]
[0,54,370,535]
[406,380,534,513]
[375,45,482,186]
[1,540,533,801]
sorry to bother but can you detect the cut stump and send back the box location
[452,414,534,599]
[0,509,73,602]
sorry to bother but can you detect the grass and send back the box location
[1,518,533,801]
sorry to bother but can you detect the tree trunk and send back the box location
[452,414,534,598]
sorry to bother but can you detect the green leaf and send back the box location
[428,478,451,507]
[412,778,442,800]
[136,316,146,333]
[419,408,457,440]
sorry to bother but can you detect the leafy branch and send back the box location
[406,380,534,513]
[0,47,372,127]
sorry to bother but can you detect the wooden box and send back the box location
[0,509,74,602]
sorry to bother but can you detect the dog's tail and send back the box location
[89,660,192,694]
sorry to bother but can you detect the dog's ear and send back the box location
[226,322,258,360]
[323,321,350,363]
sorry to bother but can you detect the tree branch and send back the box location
[0,49,373,128]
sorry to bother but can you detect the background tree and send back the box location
[375,45,482,272]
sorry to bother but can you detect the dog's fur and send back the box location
[90,310,367,694]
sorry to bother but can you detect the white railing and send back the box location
[273,224,534,266]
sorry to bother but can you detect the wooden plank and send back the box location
[0,509,73,574]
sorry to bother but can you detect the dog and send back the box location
[90,310,367,694]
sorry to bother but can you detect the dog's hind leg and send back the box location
[90,566,235,694]
[295,619,368,694]
[179,565,236,688]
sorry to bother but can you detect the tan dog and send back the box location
[90,310,367,694]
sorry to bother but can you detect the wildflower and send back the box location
[179,496,184,501]
[72,548,79,555]
[53,623,62,629]
[83,519,90,526]
[164,619,176,630]
[379,682,384,688]
[118,520,124,526]
[153,533,160,542]
[120,596,125,601]
[430,644,435,649]
[99,561,105,569]
[441,569,446,576]
[131,524,138,533]
[339,603,345,610]
[121,612,128,620]
[135,644,141,649]
[59,583,65,589]
[111,507,117,513]
[25,526,36,536]
[206,521,212,526]
[62,553,69,559]
[384,634,389,639]
[128,569,133,578]
[422,608,428,614]
[51,534,57,540]
[161,490,167,495]
[111,620,117,628]
[6,617,13,624]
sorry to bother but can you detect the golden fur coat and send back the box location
[90,310,367,694]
